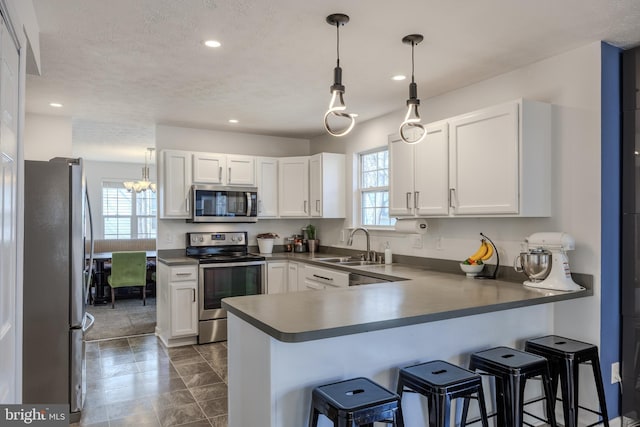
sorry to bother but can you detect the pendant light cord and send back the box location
[336,23,340,67]
[411,41,415,84]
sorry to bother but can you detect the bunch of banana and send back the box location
[462,239,494,265]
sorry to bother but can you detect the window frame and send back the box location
[357,147,396,229]
[102,180,157,240]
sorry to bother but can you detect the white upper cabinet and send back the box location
[160,150,192,219]
[256,157,278,217]
[192,153,226,184]
[309,153,346,218]
[227,155,255,185]
[389,122,449,217]
[389,99,550,218]
[449,99,550,216]
[279,156,309,217]
[192,153,255,186]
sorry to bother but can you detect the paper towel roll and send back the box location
[394,218,428,234]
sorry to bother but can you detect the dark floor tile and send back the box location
[100,361,139,378]
[189,383,227,402]
[174,362,215,377]
[170,353,206,366]
[209,414,227,427]
[180,420,213,427]
[211,364,227,384]
[98,338,130,349]
[109,411,161,427]
[86,349,100,360]
[137,358,179,377]
[75,404,108,425]
[100,353,136,368]
[198,397,227,419]
[134,348,170,362]
[106,397,155,420]
[82,389,107,409]
[135,376,188,396]
[166,346,199,359]
[99,346,133,358]
[70,421,109,427]
[150,389,195,410]
[128,334,159,346]
[182,371,223,388]
[156,402,206,427]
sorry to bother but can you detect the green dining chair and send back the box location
[107,251,148,309]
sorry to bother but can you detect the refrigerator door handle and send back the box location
[83,312,95,333]
[85,186,95,305]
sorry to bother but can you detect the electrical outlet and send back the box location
[412,234,423,249]
[340,230,345,242]
[611,362,621,384]
[165,232,173,244]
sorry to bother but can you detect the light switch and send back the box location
[412,234,423,249]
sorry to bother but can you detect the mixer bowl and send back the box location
[516,251,551,281]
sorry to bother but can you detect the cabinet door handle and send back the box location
[228,167,231,182]
[312,274,333,281]
[258,200,263,213]
[304,200,307,213]
[406,192,412,209]
[316,200,320,213]
[192,289,196,302]
[185,196,190,213]
[449,188,456,208]
[414,191,419,209]
[219,166,222,182]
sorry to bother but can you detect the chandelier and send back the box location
[124,147,156,193]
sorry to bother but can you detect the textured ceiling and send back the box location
[26,0,640,162]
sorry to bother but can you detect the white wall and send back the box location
[156,124,312,249]
[24,113,72,160]
[84,160,156,240]
[311,42,602,343]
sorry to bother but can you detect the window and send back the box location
[359,148,395,227]
[102,181,157,239]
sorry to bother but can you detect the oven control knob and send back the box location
[237,235,243,242]
[199,236,204,242]
[231,236,237,242]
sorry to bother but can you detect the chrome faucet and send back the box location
[347,227,375,261]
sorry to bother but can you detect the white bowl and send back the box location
[460,263,484,277]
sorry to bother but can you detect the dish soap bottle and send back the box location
[384,242,392,265]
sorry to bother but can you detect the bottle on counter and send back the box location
[384,241,392,265]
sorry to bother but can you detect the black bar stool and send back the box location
[525,335,610,427]
[309,377,400,427]
[462,346,558,427]
[396,360,490,427]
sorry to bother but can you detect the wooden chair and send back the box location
[106,251,147,309]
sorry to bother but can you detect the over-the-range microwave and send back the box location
[190,185,258,223]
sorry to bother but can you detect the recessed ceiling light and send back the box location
[204,40,221,48]
[392,75,406,81]
[228,119,239,124]
[49,102,63,108]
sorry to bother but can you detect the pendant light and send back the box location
[399,34,426,144]
[124,147,156,193]
[324,13,356,137]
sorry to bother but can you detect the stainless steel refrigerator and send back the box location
[622,45,640,421]
[23,158,94,423]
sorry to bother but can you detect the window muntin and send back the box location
[102,181,157,239]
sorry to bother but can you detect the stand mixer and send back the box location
[517,232,585,292]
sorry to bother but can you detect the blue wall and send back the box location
[601,41,621,417]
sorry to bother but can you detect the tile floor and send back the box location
[74,335,227,427]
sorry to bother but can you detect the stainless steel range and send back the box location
[186,232,265,343]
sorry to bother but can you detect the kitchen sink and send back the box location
[317,257,379,266]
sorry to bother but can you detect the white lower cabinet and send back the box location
[287,262,299,292]
[157,263,198,347]
[303,265,349,290]
[266,261,288,294]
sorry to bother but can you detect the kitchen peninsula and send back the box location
[222,265,591,427]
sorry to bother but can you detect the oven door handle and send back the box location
[199,260,266,269]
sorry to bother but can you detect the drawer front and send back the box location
[304,265,349,288]
[170,266,198,282]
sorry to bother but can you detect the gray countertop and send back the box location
[222,264,592,343]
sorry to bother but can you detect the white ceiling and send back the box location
[26,0,640,162]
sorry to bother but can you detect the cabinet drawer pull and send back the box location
[312,274,333,281]
[406,192,412,209]
[192,289,196,302]
[176,272,192,276]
